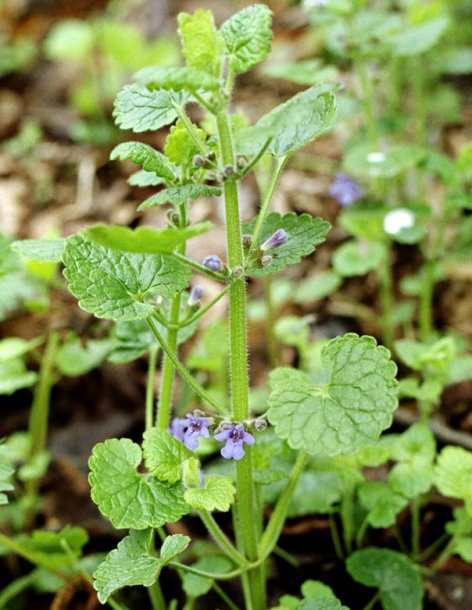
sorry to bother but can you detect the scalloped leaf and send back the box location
[10,238,65,263]
[0,444,14,504]
[358,482,409,528]
[88,438,189,529]
[184,474,236,512]
[245,212,330,277]
[435,446,472,505]
[134,66,220,93]
[63,235,190,321]
[165,119,207,168]
[346,548,423,610]
[113,84,189,133]
[138,184,221,210]
[237,86,336,158]
[220,4,272,74]
[93,530,191,603]
[267,334,398,455]
[83,223,213,255]
[142,428,193,484]
[110,142,176,183]
[178,9,223,77]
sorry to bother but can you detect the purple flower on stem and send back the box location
[169,417,188,442]
[260,229,288,252]
[214,423,255,460]
[202,254,223,272]
[183,413,213,450]
[329,173,364,207]
[187,286,203,307]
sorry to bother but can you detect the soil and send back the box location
[1,1,472,609]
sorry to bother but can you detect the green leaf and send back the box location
[346,548,423,610]
[0,444,14,504]
[10,239,65,263]
[343,144,425,179]
[435,446,472,505]
[142,428,192,483]
[93,530,190,603]
[113,84,189,133]
[220,4,272,74]
[63,234,190,321]
[128,169,166,187]
[178,10,223,77]
[165,119,207,168]
[134,66,220,94]
[358,482,408,528]
[88,438,189,529]
[182,555,234,598]
[245,212,330,277]
[83,223,213,255]
[16,526,89,570]
[0,358,38,395]
[110,142,176,183]
[267,334,398,456]
[0,337,43,361]
[184,474,236,511]
[294,271,342,304]
[138,184,221,210]
[55,336,115,377]
[391,15,449,57]
[333,240,386,277]
[238,86,336,157]
[109,318,158,363]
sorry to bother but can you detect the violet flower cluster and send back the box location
[170,414,255,461]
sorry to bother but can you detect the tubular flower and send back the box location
[183,413,213,450]
[214,423,255,460]
[169,417,188,442]
[202,254,223,272]
[329,173,364,207]
[260,229,287,252]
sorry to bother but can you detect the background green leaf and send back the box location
[178,9,223,76]
[110,142,176,183]
[138,184,221,210]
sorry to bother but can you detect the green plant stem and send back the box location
[250,155,288,250]
[353,56,380,153]
[411,55,427,200]
[199,510,248,567]
[147,316,225,415]
[0,531,67,579]
[156,294,182,430]
[362,591,381,610]
[148,581,167,610]
[378,246,394,350]
[259,450,308,560]
[177,284,231,329]
[431,512,472,571]
[28,330,59,457]
[172,251,227,282]
[264,275,278,368]
[213,582,240,610]
[329,514,344,559]
[411,496,421,561]
[145,345,159,431]
[216,108,265,610]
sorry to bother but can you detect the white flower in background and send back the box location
[367,151,386,164]
[383,208,415,236]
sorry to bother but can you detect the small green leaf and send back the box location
[238,86,336,157]
[83,223,213,255]
[267,334,398,455]
[0,358,38,395]
[0,337,43,361]
[165,119,207,168]
[343,144,425,179]
[134,66,220,93]
[94,530,191,603]
[178,10,223,77]
[16,526,89,570]
[184,474,236,512]
[333,240,386,277]
[63,235,190,321]
[88,438,189,529]
[0,444,14,504]
[391,15,449,57]
[138,184,221,210]
[113,84,189,133]
[128,169,166,187]
[142,428,192,483]
[294,271,342,304]
[358,482,408,528]
[435,446,472,505]
[245,212,330,277]
[182,555,234,598]
[10,239,65,263]
[347,548,423,610]
[220,4,272,74]
[110,142,176,183]
[55,336,115,377]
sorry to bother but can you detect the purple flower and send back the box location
[187,286,203,307]
[329,173,364,207]
[169,417,188,442]
[202,254,223,272]
[260,229,288,252]
[183,413,213,450]
[214,423,255,460]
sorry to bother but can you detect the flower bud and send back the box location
[202,254,223,272]
[242,234,253,249]
[193,155,206,168]
[260,255,272,267]
[187,286,203,307]
[260,229,287,252]
[253,419,268,432]
[231,265,244,278]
